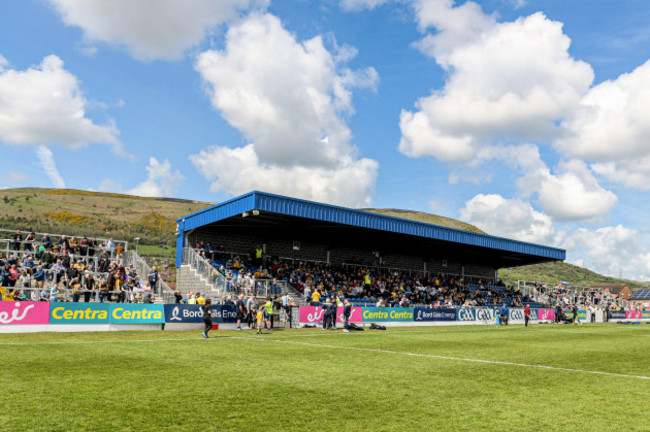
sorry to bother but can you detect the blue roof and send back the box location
[177,191,565,261]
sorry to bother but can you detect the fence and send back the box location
[123,250,175,304]
[0,228,128,252]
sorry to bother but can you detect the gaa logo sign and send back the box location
[456,308,476,321]
[475,309,494,321]
[509,309,525,321]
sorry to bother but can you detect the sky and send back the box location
[1,0,650,280]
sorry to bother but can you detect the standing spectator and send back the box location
[202,299,213,338]
[115,242,125,259]
[343,297,352,333]
[24,232,36,252]
[524,303,531,327]
[174,290,183,304]
[148,266,159,294]
[499,303,509,325]
[79,237,89,256]
[12,230,23,251]
[256,306,264,334]
[84,274,95,303]
[88,238,97,257]
[589,303,597,323]
[236,294,245,330]
[264,297,273,331]
[246,295,258,329]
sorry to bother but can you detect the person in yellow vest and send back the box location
[264,297,274,331]
[197,293,206,305]
[187,293,197,305]
[254,245,263,269]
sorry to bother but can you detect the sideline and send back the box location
[237,336,650,381]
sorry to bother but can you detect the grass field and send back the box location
[1,324,649,431]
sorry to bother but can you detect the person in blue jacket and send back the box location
[499,303,509,325]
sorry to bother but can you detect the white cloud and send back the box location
[556,60,650,191]
[7,171,29,184]
[461,144,618,221]
[126,157,184,197]
[563,226,650,280]
[47,0,265,61]
[536,160,617,221]
[190,144,377,207]
[459,194,555,244]
[35,146,65,188]
[556,60,650,161]
[340,0,391,11]
[400,2,593,162]
[0,54,122,153]
[592,158,650,190]
[192,13,379,207]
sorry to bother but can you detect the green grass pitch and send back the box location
[1,324,648,431]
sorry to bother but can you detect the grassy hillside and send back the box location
[499,261,648,290]
[0,188,208,246]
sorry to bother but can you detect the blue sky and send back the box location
[1,0,650,280]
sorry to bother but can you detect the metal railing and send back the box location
[0,285,127,303]
[182,247,228,296]
[123,250,175,304]
[0,228,128,251]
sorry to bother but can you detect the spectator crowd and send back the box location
[0,229,159,304]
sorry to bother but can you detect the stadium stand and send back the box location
[0,229,174,304]
[187,243,536,308]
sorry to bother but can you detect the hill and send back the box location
[499,261,648,290]
[1,187,646,289]
[0,188,208,246]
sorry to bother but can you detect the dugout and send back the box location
[175,191,564,280]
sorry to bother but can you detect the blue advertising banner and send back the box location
[164,304,237,323]
[111,304,165,324]
[50,302,110,324]
[608,310,626,320]
[362,307,413,322]
[413,307,456,322]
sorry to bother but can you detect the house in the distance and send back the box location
[588,284,633,302]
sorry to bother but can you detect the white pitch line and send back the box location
[235,336,650,381]
[2,330,650,380]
